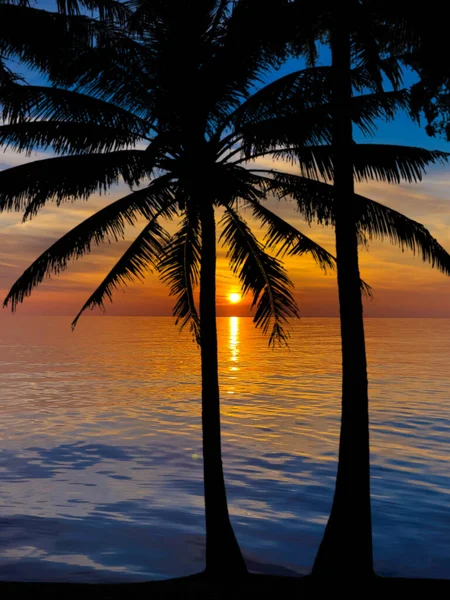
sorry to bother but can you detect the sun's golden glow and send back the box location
[228,293,241,304]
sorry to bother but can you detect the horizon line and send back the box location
[2,315,450,319]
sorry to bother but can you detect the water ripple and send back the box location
[0,316,449,580]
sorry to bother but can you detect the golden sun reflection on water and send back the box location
[229,316,239,364]
[227,316,239,395]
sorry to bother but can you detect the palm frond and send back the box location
[232,67,331,127]
[208,0,230,35]
[264,171,334,224]
[61,42,155,119]
[219,204,299,347]
[244,177,374,296]
[3,179,176,312]
[0,121,142,156]
[157,210,201,344]
[357,194,450,275]
[238,91,412,161]
[266,171,450,275]
[0,4,103,77]
[213,163,266,205]
[351,2,404,92]
[71,216,171,329]
[243,194,335,271]
[351,56,404,93]
[271,145,449,184]
[232,62,407,130]
[239,113,332,159]
[0,150,153,216]
[194,0,299,129]
[350,145,449,183]
[0,84,150,136]
[56,0,132,25]
[0,60,25,88]
[360,279,373,299]
[343,90,412,136]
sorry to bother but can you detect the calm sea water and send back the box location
[0,316,449,581]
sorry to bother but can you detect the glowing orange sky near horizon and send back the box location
[1,150,450,320]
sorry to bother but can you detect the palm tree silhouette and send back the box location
[269,1,450,576]
[0,0,333,577]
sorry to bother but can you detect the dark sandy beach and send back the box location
[2,574,450,599]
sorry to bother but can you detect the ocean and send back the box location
[0,316,449,581]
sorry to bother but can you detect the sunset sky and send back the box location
[0,37,449,321]
[1,149,449,320]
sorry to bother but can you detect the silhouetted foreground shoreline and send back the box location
[1,573,450,598]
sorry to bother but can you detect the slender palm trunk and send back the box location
[199,202,247,577]
[312,13,374,578]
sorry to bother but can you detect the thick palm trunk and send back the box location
[312,13,374,578]
[199,202,247,578]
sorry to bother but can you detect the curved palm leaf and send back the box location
[355,54,405,91]
[238,90,413,160]
[244,194,335,270]
[0,3,104,77]
[232,68,331,126]
[62,43,155,119]
[270,145,448,183]
[3,179,176,312]
[348,144,448,183]
[240,112,333,157]
[0,84,151,136]
[232,61,408,129]
[0,121,142,156]
[204,0,294,108]
[157,210,201,344]
[265,170,450,274]
[0,60,25,87]
[357,194,450,274]
[244,191,373,296]
[341,90,412,136]
[71,215,171,329]
[0,150,153,215]
[350,1,404,92]
[219,204,299,346]
[56,0,132,25]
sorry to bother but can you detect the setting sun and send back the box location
[228,293,241,304]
